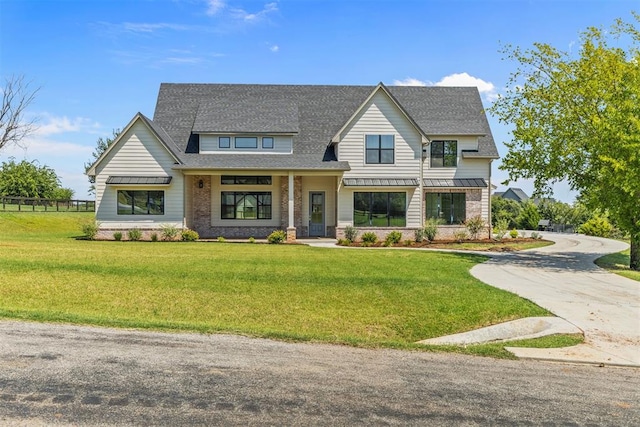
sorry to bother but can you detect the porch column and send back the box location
[286,172,296,242]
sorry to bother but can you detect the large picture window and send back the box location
[221,192,272,220]
[431,140,457,167]
[117,190,164,215]
[353,192,406,227]
[426,193,465,224]
[365,135,394,164]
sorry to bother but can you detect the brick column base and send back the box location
[286,227,297,243]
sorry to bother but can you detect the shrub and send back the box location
[337,238,351,246]
[423,218,440,242]
[579,214,613,238]
[531,231,541,240]
[509,229,519,239]
[344,225,359,243]
[493,218,509,241]
[150,232,158,242]
[81,220,100,240]
[128,228,142,241]
[520,231,527,238]
[217,236,226,243]
[160,223,180,241]
[453,230,468,242]
[403,239,414,246]
[248,237,256,244]
[113,231,122,241]
[384,230,403,245]
[517,201,541,230]
[267,230,286,244]
[464,216,485,240]
[414,228,424,243]
[361,232,378,246]
[181,229,199,242]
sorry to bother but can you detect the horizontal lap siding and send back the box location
[95,120,184,228]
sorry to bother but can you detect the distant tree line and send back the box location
[0,158,74,200]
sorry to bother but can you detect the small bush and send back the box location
[465,216,485,240]
[520,231,527,238]
[414,228,424,243]
[453,230,468,242]
[531,231,541,240]
[150,233,158,242]
[113,231,122,241]
[509,229,519,239]
[361,232,378,245]
[337,238,351,246]
[248,237,256,244]
[160,223,180,241]
[181,229,199,242]
[81,220,100,240]
[423,218,440,242]
[344,225,358,243]
[267,230,286,244]
[579,214,613,238]
[217,236,226,243]
[385,230,403,245]
[493,218,509,241]
[403,239,414,246]
[128,228,142,241]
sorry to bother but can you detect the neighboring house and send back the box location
[497,188,530,203]
[87,83,499,241]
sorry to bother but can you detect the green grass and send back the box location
[0,212,569,356]
[595,249,640,281]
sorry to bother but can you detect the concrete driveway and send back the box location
[471,233,640,367]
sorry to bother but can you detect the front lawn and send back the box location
[595,249,640,282]
[0,212,560,355]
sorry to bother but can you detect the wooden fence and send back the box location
[0,197,95,212]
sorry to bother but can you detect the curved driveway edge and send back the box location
[470,233,640,367]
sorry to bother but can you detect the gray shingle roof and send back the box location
[152,83,499,170]
[423,178,488,188]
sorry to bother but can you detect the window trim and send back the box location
[365,134,395,165]
[430,140,458,168]
[117,190,165,215]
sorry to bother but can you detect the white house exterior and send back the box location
[87,83,499,241]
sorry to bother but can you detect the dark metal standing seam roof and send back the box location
[342,178,419,187]
[106,176,173,185]
[423,178,487,188]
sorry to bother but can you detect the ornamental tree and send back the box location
[489,16,640,270]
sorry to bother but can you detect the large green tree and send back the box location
[490,16,640,270]
[0,159,62,198]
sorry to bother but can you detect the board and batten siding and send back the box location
[94,119,184,228]
[199,135,293,154]
[336,90,423,228]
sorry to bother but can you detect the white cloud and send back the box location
[34,114,101,137]
[392,77,427,86]
[269,44,279,53]
[206,0,226,16]
[434,72,499,102]
[229,2,278,23]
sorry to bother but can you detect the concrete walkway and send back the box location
[303,234,640,367]
[471,233,639,367]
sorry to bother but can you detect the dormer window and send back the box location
[235,137,258,149]
[219,137,231,149]
[262,137,274,149]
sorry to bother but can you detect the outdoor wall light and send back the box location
[198,179,204,189]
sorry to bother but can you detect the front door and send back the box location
[309,192,325,237]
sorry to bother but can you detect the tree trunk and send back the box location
[631,235,639,271]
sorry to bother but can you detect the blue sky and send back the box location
[1,0,636,201]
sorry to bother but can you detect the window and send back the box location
[262,137,274,149]
[426,193,465,224]
[220,176,272,185]
[221,192,272,220]
[117,190,164,215]
[235,137,258,149]
[430,140,457,167]
[365,135,394,164]
[353,192,406,227]
[219,136,231,149]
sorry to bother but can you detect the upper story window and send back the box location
[262,137,274,149]
[219,137,231,149]
[235,137,258,149]
[365,134,394,164]
[431,140,457,167]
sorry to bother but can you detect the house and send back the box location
[496,187,530,203]
[87,83,499,241]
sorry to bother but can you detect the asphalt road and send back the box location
[1,321,639,426]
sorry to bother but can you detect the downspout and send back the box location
[488,160,493,238]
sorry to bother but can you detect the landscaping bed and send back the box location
[338,238,554,252]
